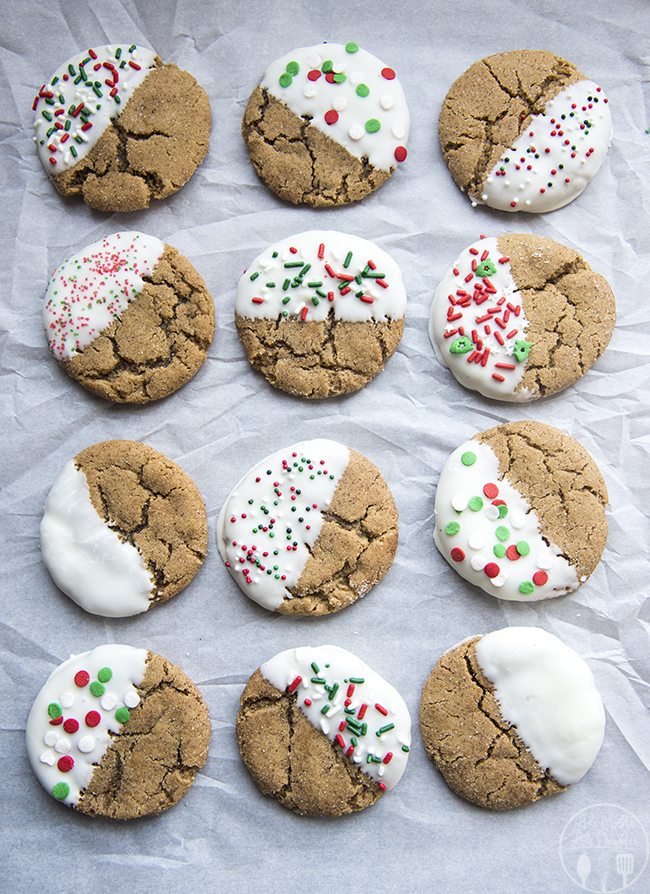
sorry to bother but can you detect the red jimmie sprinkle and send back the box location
[378,782,387,791]
[335,734,346,749]
[375,703,388,716]
[383,752,393,764]
[287,675,302,693]
[358,703,368,720]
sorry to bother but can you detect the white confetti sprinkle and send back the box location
[303,83,317,99]
[484,504,500,521]
[124,691,140,709]
[349,124,364,140]
[380,94,395,110]
[44,731,58,747]
[60,692,74,708]
[77,736,95,754]
[333,96,348,112]
[471,555,487,571]
[451,495,467,512]
[39,751,56,766]
[468,533,485,550]
[55,738,71,754]
[101,694,117,710]
[392,124,405,139]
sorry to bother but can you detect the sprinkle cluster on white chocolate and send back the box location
[429,237,533,400]
[235,231,406,323]
[261,645,411,791]
[434,439,578,601]
[33,45,156,172]
[26,645,148,806]
[261,42,409,172]
[476,80,612,213]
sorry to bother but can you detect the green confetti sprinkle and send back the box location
[356,83,370,97]
[345,42,359,53]
[519,581,535,595]
[461,451,476,466]
[51,782,70,800]
[516,541,530,556]
[47,702,62,719]
[285,60,299,76]
[445,521,460,536]
[115,707,130,724]
[97,667,112,683]
[498,504,509,519]
[279,72,293,88]
[90,681,105,697]
[333,73,347,83]
[322,59,333,73]
[468,496,484,512]
[493,544,506,558]
[495,526,510,542]
[365,118,381,133]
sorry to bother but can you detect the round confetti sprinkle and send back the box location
[365,118,381,133]
[286,61,300,76]
[324,109,339,125]
[468,496,484,512]
[484,562,500,579]
[279,72,293,88]
[97,667,113,683]
[90,681,105,697]
[356,83,370,97]
[349,124,364,140]
[445,521,460,536]
[47,702,62,719]
[495,526,510,542]
[85,710,101,728]
[381,94,395,110]
[497,504,509,519]
[394,145,407,162]
[51,782,70,800]
[55,738,71,754]
[506,545,520,561]
[101,694,117,710]
[307,69,321,82]
[124,691,140,709]
[74,670,90,688]
[470,555,486,571]
[57,755,74,773]
[493,544,506,558]
[63,718,79,734]
[450,547,465,562]
[483,483,499,499]
[516,540,531,556]
[468,533,485,550]
[333,96,348,111]
[333,73,347,83]
[381,67,396,80]
[44,731,58,747]
[533,570,549,586]
[461,451,476,466]
[77,736,95,754]
[115,707,130,724]
[345,42,359,53]
[519,580,535,595]
[60,692,74,708]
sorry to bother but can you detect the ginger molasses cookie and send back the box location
[27,644,210,818]
[217,439,398,615]
[237,645,411,816]
[235,230,406,398]
[242,42,409,206]
[433,421,607,601]
[41,440,208,618]
[44,231,215,404]
[439,50,611,212]
[419,628,605,810]
[429,234,615,400]
[33,44,210,212]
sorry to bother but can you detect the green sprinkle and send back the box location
[519,581,535,595]
[129,44,136,52]
[333,73,347,83]
[401,745,410,753]
[445,521,460,536]
[47,702,62,719]
[365,118,381,133]
[345,41,359,53]
[461,451,476,466]
[495,526,510,542]
[307,281,323,288]
[311,676,326,685]
[343,251,353,269]
[513,340,532,363]
[376,723,395,736]
[115,47,122,59]
[249,271,259,281]
[70,146,78,158]
[41,110,53,122]
[349,677,365,684]
[284,261,303,268]
[51,782,70,801]
[493,543,506,558]
[115,707,130,724]
[498,505,509,519]
[286,60,299,76]
[476,259,497,278]
[311,296,320,306]
[320,704,330,715]
[272,251,278,258]
[468,496,483,512]
[89,681,105,697]
[97,667,112,683]
[322,59,333,73]
[279,72,293,88]
[265,282,276,288]
[281,296,291,305]
[449,335,473,354]
[311,662,320,673]
[516,541,530,557]
[282,278,291,290]
[356,83,370,97]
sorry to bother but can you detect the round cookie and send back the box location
[242,42,409,206]
[33,44,210,212]
[217,438,398,615]
[235,230,406,398]
[44,231,215,404]
[433,421,607,601]
[41,440,208,617]
[237,645,411,816]
[26,644,210,818]
[439,50,612,212]
[429,233,616,400]
[419,628,605,810]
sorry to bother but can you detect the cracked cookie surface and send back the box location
[419,637,565,810]
[50,62,211,212]
[63,243,214,404]
[77,440,208,607]
[236,669,383,816]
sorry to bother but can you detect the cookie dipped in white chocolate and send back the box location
[261,645,411,791]
[475,627,605,785]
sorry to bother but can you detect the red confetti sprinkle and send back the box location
[307,69,321,81]
[63,718,79,734]
[450,547,465,563]
[506,545,520,562]
[324,109,339,125]
[85,710,101,728]
[57,755,74,772]
[484,562,500,579]
[49,716,63,726]
[483,483,499,499]
[533,571,549,586]
[394,145,407,163]
[74,670,90,687]
[381,67,396,80]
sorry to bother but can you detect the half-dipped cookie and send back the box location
[433,421,607,601]
[429,234,615,400]
[26,644,210,818]
[235,231,406,398]
[41,440,208,617]
[237,645,411,815]
[44,231,215,404]
[243,42,409,206]
[419,628,605,810]
[217,439,398,615]
[33,44,210,211]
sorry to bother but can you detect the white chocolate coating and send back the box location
[261,43,409,172]
[41,459,154,617]
[477,80,612,213]
[235,230,406,323]
[261,645,411,791]
[26,645,148,806]
[475,627,605,785]
[433,439,578,601]
[43,231,164,362]
[429,237,532,400]
[33,45,156,172]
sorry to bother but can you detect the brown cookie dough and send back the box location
[243,87,390,207]
[77,440,208,606]
[236,315,404,399]
[476,421,608,581]
[51,62,210,212]
[236,669,382,816]
[499,234,615,397]
[439,50,582,201]
[419,637,564,810]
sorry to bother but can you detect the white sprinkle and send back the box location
[451,495,467,512]
[471,555,487,571]
[392,124,405,139]
[484,504,500,521]
[380,94,394,110]
[333,96,348,112]
[303,84,317,99]
[468,533,485,550]
[55,738,71,754]
[124,691,140,708]
[349,124,364,140]
[60,692,74,708]
[306,53,321,68]
[78,736,95,754]
[44,731,58,747]
[492,573,507,588]
[510,510,526,529]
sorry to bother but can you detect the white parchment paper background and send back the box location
[1,1,649,891]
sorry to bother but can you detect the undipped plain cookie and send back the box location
[44,231,215,404]
[433,421,607,601]
[237,645,411,816]
[429,233,615,400]
[419,628,605,810]
[439,50,612,212]
[33,44,210,212]
[41,440,208,618]
[217,439,398,615]
[235,230,406,398]
[26,644,210,818]
[242,42,409,206]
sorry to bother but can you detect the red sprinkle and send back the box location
[492,373,505,382]
[85,710,101,728]
[49,716,63,726]
[506,545,520,562]
[378,782,387,791]
[287,675,302,693]
[375,703,388,716]
[533,570,549,586]
[358,704,368,720]
[450,547,465,562]
[74,670,90,687]
[394,145,407,163]
[381,67,396,80]
[324,109,339,125]
[484,562,500,578]
[335,734,346,749]
[383,752,394,764]
[308,69,321,81]
[483,483,499,499]
[63,718,79,734]
[317,243,325,259]
[57,756,74,773]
